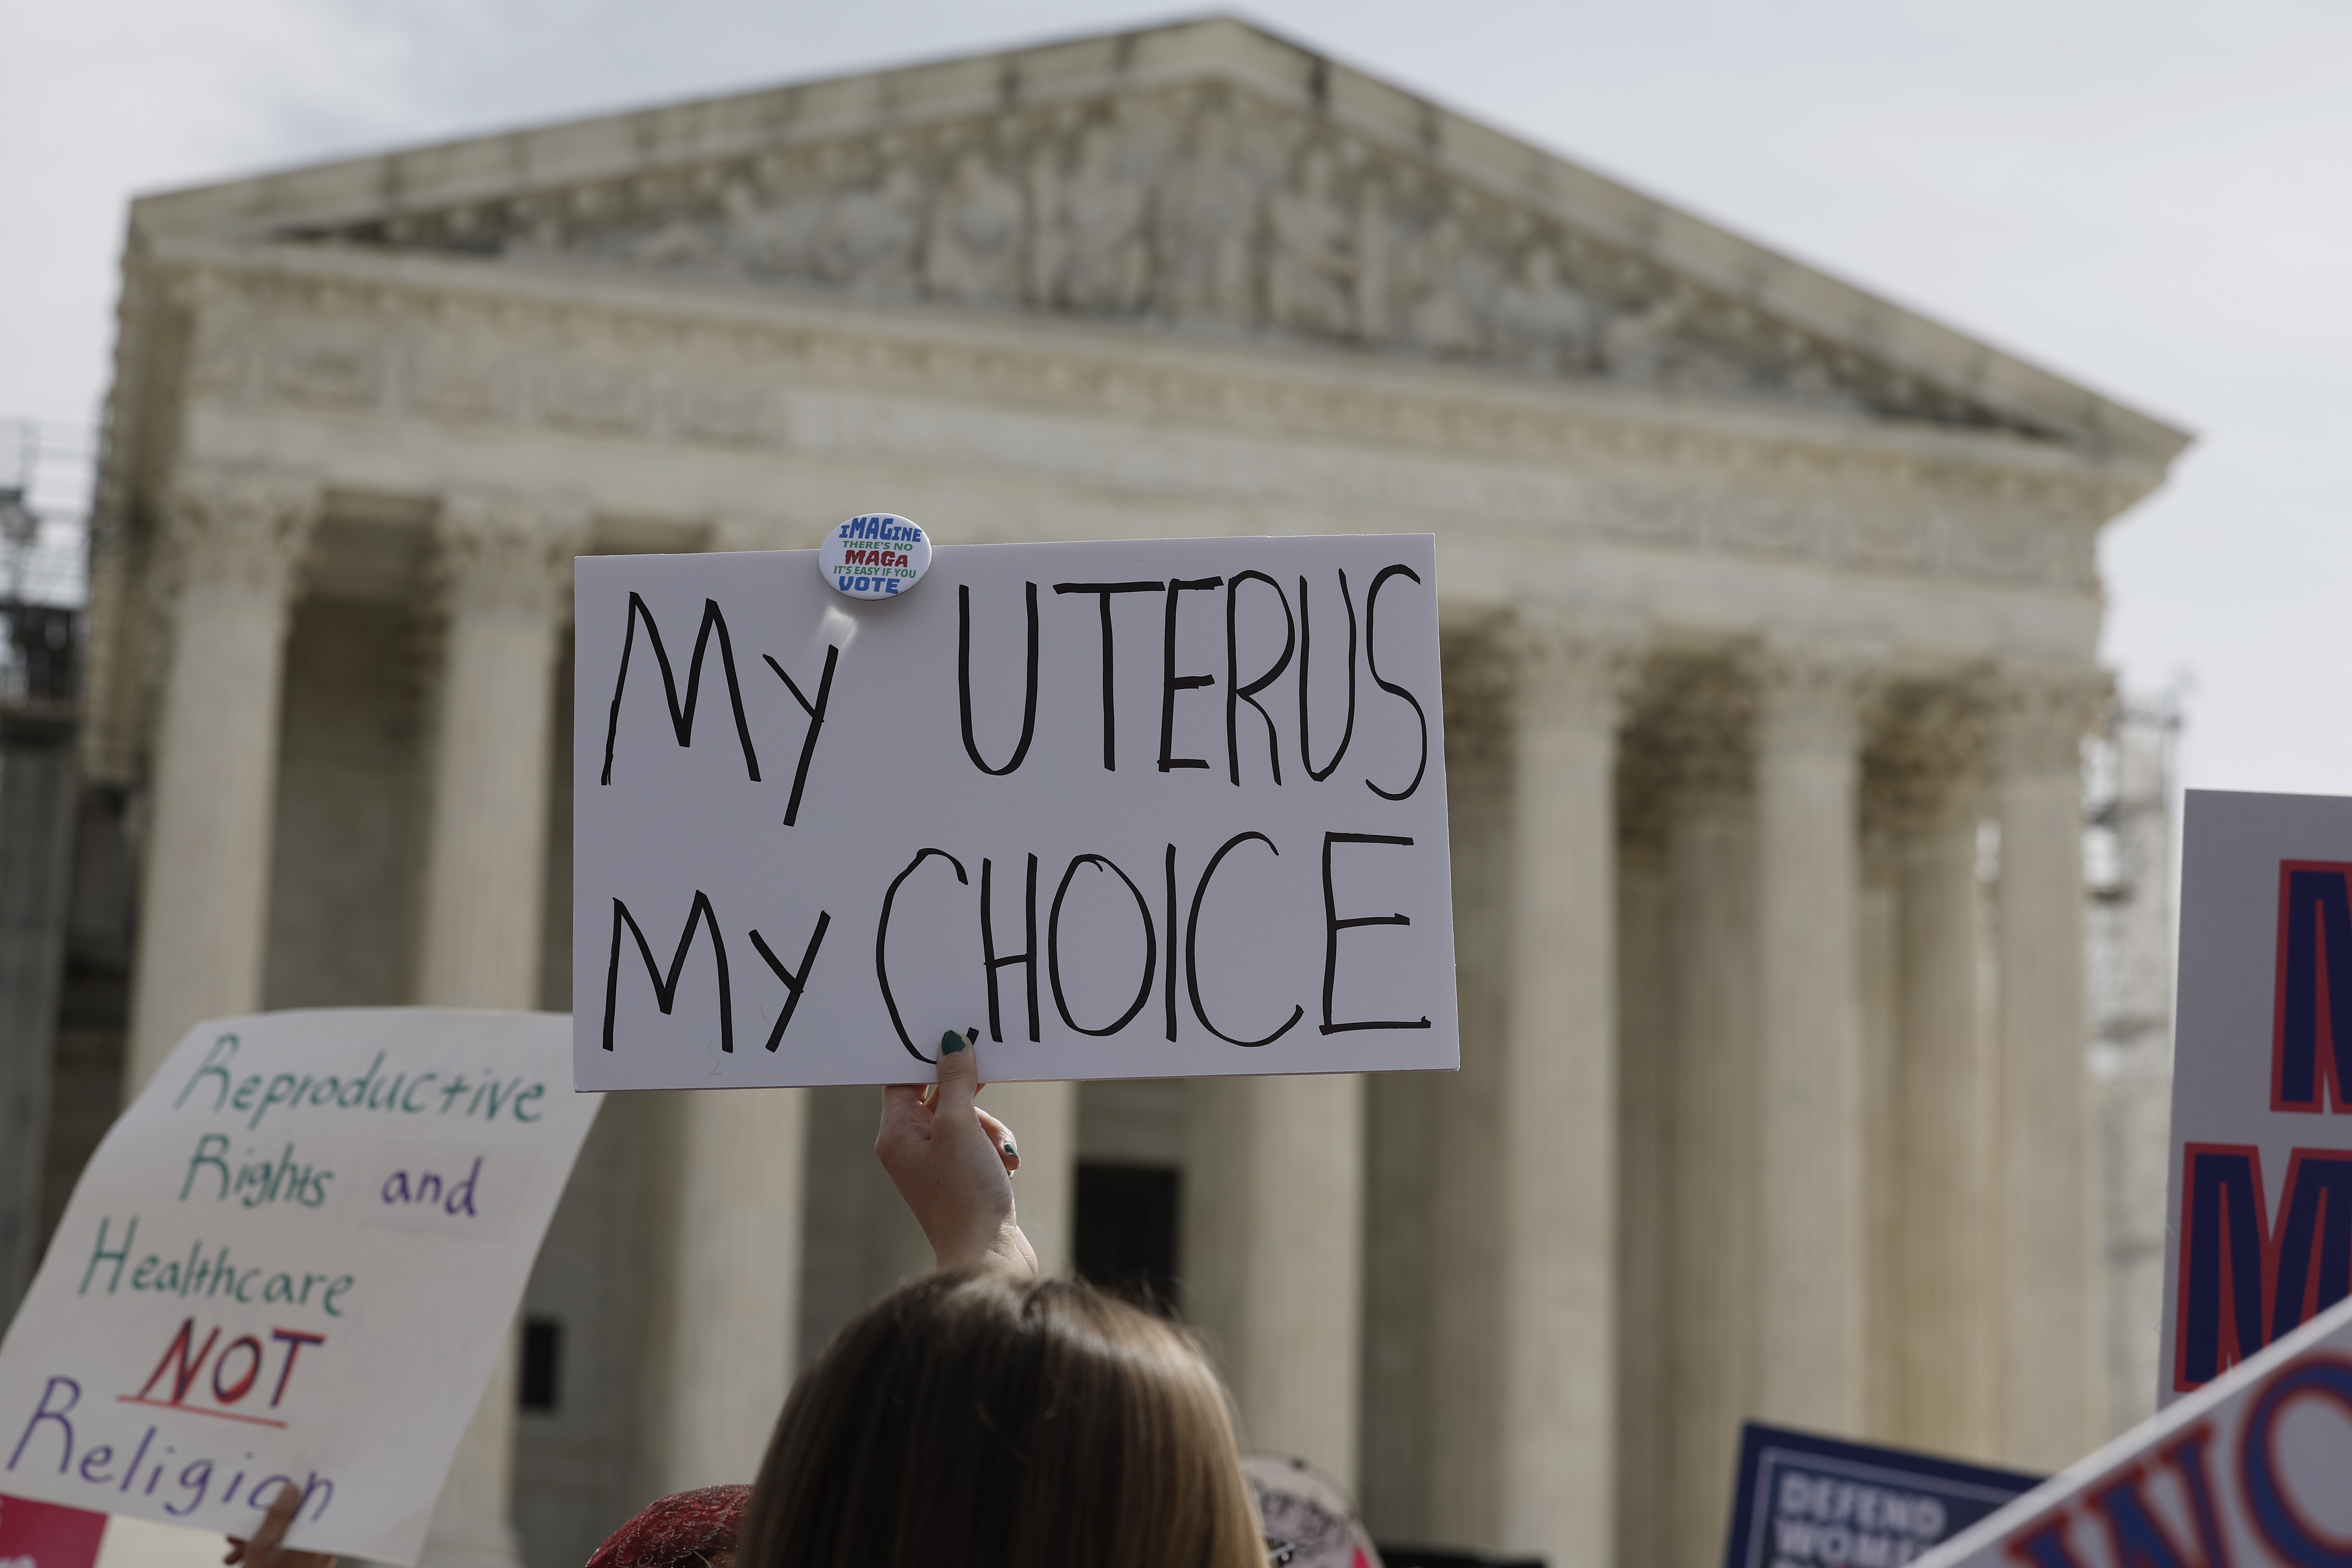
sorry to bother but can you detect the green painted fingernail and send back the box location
[941,1030,967,1055]
[1002,1140,1018,1158]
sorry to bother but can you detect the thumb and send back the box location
[934,1027,979,1117]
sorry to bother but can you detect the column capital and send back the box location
[1869,680,1996,830]
[434,491,590,623]
[1497,602,1647,731]
[1651,659,1755,799]
[162,466,322,606]
[1749,640,1882,758]
[1993,662,2109,777]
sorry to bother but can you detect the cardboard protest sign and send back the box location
[1908,1291,2352,1568]
[0,1010,598,1564]
[574,535,1458,1091]
[1718,1423,2039,1568]
[2161,790,2352,1404]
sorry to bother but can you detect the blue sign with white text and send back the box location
[1720,1423,2040,1568]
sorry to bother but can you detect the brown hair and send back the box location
[737,1271,1264,1568]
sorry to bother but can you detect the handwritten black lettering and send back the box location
[876,849,969,1062]
[1320,833,1432,1035]
[980,855,1040,1044]
[1053,581,1161,770]
[1160,577,1224,772]
[1226,571,1295,787]
[599,595,760,785]
[1185,831,1305,1047]
[1298,570,1357,782]
[1363,565,1428,802]
[1163,844,1179,1042]
[602,891,733,1054]
[761,645,838,827]
[1048,855,1158,1037]
[959,583,1041,775]
[748,910,832,1052]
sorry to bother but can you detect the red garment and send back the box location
[584,1485,750,1568]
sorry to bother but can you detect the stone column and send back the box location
[1186,1072,1366,1487]
[425,1336,523,1568]
[1610,814,1674,1568]
[417,492,577,1009]
[1752,648,1869,1432]
[1995,667,2105,1469]
[126,469,318,1091]
[1424,649,1512,1548]
[1659,670,1759,1568]
[1887,699,2000,1457]
[979,1080,1077,1277]
[639,1087,809,1494]
[414,493,578,1568]
[1495,607,1637,1568]
[1857,807,1900,1442]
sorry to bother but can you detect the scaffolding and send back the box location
[0,416,91,1318]
[0,417,91,709]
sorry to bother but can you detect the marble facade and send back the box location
[80,19,2187,1568]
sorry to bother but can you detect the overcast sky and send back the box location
[5,0,2344,794]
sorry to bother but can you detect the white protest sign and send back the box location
[2160,790,2352,1407]
[574,535,1458,1091]
[0,1010,599,1565]
[1907,1291,2352,1568]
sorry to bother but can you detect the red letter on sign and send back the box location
[134,1318,219,1405]
[2273,861,2352,1113]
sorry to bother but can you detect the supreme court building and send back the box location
[74,19,2187,1568]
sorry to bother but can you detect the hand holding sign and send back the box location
[223,1484,332,1568]
[877,1033,1036,1279]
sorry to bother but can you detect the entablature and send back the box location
[141,241,2137,601]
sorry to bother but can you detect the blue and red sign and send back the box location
[2171,833,2352,1396]
[1720,1424,2038,1568]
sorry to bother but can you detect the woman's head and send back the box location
[737,1271,1264,1568]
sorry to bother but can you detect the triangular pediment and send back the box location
[133,16,2187,464]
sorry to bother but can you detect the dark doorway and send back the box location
[1073,1162,1181,1312]
[519,1316,563,1412]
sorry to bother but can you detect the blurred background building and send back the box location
[1,18,2191,1568]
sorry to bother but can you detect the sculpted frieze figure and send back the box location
[926,148,1026,305]
[1598,286,1751,394]
[1492,248,1596,374]
[285,80,2019,430]
[1153,101,1265,325]
[1351,175,1395,341]
[1033,124,1152,313]
[814,161,925,297]
[1266,145,1357,338]
[1400,212,1486,356]
[1599,289,1689,386]
[716,173,824,279]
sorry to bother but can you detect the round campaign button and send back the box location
[818,513,930,600]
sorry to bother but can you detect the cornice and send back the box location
[121,18,2190,468]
